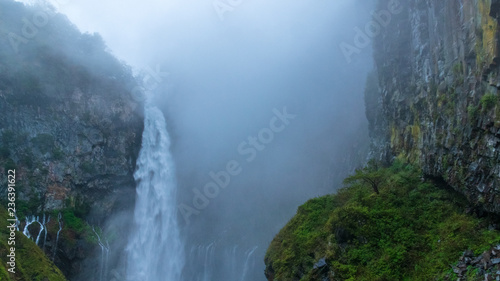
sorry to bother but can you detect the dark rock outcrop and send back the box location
[0,1,143,279]
[449,245,500,280]
[370,0,500,214]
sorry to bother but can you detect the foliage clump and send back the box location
[468,105,479,121]
[265,161,500,281]
[480,93,498,112]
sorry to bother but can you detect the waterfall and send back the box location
[240,246,258,281]
[126,104,184,281]
[22,216,36,239]
[187,243,259,281]
[52,212,63,261]
[41,214,50,250]
[92,226,110,281]
[23,214,49,246]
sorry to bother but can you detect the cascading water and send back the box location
[241,246,258,281]
[92,226,110,281]
[187,242,260,281]
[126,104,184,281]
[52,212,63,261]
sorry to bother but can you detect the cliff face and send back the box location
[0,1,143,279]
[369,0,500,214]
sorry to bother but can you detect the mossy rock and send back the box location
[265,162,500,281]
[0,207,67,281]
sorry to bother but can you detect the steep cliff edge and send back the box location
[369,0,500,214]
[264,1,500,280]
[0,1,143,279]
[264,162,500,280]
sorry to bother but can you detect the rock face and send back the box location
[0,1,143,279]
[451,245,500,280]
[0,80,143,216]
[369,0,500,214]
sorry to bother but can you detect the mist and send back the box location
[32,0,375,279]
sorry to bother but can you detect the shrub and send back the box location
[62,209,85,233]
[265,162,500,281]
[480,93,498,111]
[468,105,479,120]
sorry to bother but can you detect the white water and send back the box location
[188,243,259,281]
[22,216,36,239]
[23,214,49,247]
[92,226,110,281]
[241,246,258,281]
[126,105,184,281]
[52,212,63,261]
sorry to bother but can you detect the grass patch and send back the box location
[0,207,67,281]
[468,105,479,121]
[265,161,500,281]
[480,93,498,112]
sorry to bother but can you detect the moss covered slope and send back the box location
[264,162,500,281]
[0,207,67,281]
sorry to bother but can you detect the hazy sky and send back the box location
[21,0,369,68]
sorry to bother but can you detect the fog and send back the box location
[30,0,375,279]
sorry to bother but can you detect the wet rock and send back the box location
[370,0,500,215]
[313,258,327,269]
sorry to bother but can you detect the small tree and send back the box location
[344,160,385,194]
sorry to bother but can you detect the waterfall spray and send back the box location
[126,104,184,280]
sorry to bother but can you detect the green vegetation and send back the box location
[343,160,385,194]
[15,193,43,221]
[265,161,500,281]
[0,0,140,111]
[57,199,99,246]
[480,93,498,112]
[0,207,67,281]
[61,209,85,234]
[452,62,462,76]
[468,105,479,121]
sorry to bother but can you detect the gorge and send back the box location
[2,0,500,281]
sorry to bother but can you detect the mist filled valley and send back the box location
[3,0,500,280]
